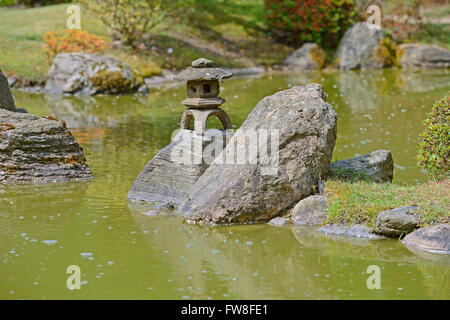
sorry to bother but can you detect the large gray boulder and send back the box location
[45,52,139,95]
[402,224,450,254]
[329,150,393,183]
[0,109,92,183]
[128,129,231,209]
[0,70,16,112]
[290,195,328,226]
[181,83,337,224]
[375,206,419,238]
[284,43,326,70]
[336,22,392,70]
[396,43,450,69]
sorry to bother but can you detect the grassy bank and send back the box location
[0,2,291,83]
[0,1,449,84]
[325,179,449,229]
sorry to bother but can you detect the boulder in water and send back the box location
[0,109,92,183]
[181,83,337,224]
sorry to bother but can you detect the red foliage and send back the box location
[264,0,358,48]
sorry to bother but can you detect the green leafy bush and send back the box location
[417,95,450,179]
[82,0,168,47]
[264,0,358,48]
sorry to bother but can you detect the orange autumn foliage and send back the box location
[43,30,109,63]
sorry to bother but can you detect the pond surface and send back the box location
[1,69,449,299]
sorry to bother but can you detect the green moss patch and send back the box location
[90,70,136,94]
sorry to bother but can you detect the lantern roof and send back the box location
[175,58,232,82]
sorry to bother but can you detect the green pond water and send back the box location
[1,69,449,299]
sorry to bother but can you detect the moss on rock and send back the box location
[372,37,396,67]
[90,70,136,94]
[309,45,326,69]
[133,61,162,78]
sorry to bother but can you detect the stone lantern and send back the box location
[176,58,233,135]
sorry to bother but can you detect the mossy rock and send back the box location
[133,61,162,78]
[372,37,396,67]
[90,70,137,94]
[309,45,326,69]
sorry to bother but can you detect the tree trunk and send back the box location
[0,70,16,112]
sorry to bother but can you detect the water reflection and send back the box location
[2,69,449,299]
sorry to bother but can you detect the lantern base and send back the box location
[180,108,233,135]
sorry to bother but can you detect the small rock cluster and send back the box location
[283,22,450,71]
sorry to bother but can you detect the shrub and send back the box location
[417,95,450,180]
[82,0,168,47]
[264,0,358,48]
[43,30,108,63]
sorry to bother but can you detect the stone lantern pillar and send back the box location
[176,58,233,135]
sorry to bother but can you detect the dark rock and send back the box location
[268,217,289,227]
[397,43,450,69]
[375,206,419,238]
[128,129,231,209]
[402,224,450,254]
[137,85,150,95]
[318,224,385,239]
[290,195,328,226]
[284,43,326,70]
[0,70,16,112]
[0,109,92,183]
[44,52,138,95]
[336,22,391,70]
[329,150,394,183]
[181,83,337,224]
[7,76,17,88]
[15,108,28,113]
[317,178,325,194]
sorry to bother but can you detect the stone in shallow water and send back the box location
[336,22,390,70]
[0,109,92,183]
[375,206,419,238]
[318,224,385,239]
[402,224,449,254]
[181,83,337,224]
[290,195,328,226]
[329,150,393,183]
[397,43,450,69]
[128,129,231,209]
[268,217,289,227]
[284,43,326,70]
